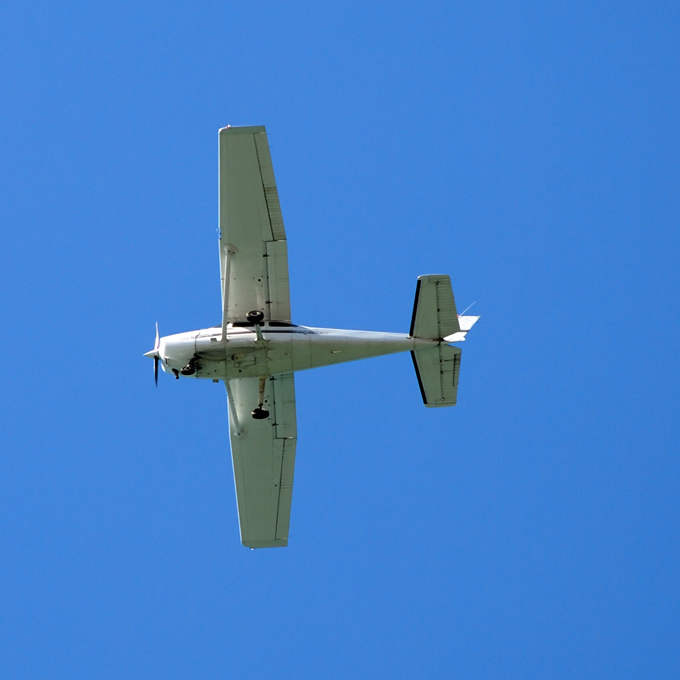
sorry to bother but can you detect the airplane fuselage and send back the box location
[158,324,439,381]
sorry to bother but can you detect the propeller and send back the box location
[144,322,161,386]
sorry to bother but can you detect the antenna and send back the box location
[459,301,477,316]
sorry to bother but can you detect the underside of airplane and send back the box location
[145,126,479,548]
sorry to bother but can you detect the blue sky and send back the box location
[1,2,678,678]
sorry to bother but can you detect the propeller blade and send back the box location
[144,323,161,386]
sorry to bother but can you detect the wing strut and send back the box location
[221,244,236,342]
[224,380,242,437]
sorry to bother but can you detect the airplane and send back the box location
[145,125,480,549]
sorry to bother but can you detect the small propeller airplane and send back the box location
[145,126,480,548]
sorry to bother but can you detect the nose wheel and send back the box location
[180,357,201,376]
[251,375,270,419]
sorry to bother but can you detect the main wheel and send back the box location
[247,310,265,325]
[251,407,270,420]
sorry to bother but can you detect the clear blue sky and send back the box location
[1,2,678,678]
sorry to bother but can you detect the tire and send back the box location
[247,310,265,325]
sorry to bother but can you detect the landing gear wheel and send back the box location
[180,357,201,376]
[251,407,270,420]
[247,310,265,325]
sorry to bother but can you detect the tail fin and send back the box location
[409,275,460,340]
[409,275,473,407]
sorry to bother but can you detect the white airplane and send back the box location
[145,126,480,549]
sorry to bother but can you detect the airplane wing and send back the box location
[219,126,291,323]
[224,373,297,548]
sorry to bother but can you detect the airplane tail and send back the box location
[409,275,479,407]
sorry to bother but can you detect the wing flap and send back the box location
[266,240,292,324]
[273,372,297,439]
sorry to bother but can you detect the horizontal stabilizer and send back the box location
[410,275,460,340]
[443,315,480,343]
[411,345,462,408]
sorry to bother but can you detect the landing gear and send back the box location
[172,369,179,379]
[251,375,270,419]
[180,357,201,376]
[246,310,264,325]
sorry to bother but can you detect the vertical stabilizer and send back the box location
[409,275,460,339]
